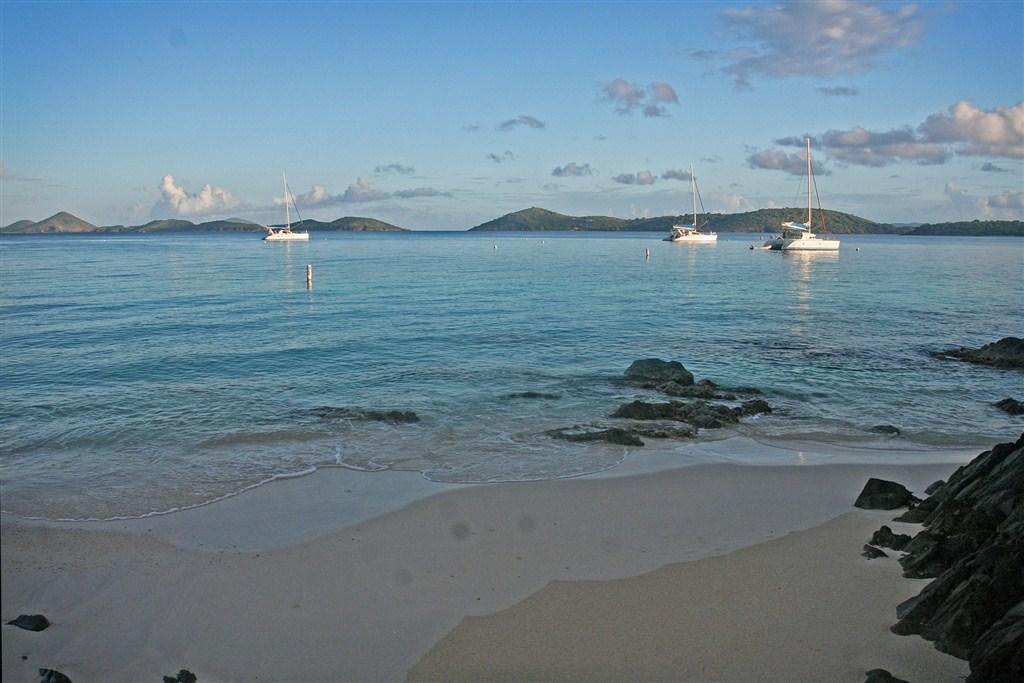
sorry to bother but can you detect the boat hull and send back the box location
[263,232,309,242]
[780,238,839,251]
[668,233,718,243]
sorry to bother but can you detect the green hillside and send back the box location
[293,217,407,232]
[905,220,1024,236]
[469,207,894,233]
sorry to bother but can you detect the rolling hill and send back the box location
[468,207,894,234]
[1,213,407,233]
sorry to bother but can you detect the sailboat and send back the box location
[262,173,310,242]
[769,138,839,251]
[665,163,717,243]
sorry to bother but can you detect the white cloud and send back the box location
[612,170,656,185]
[770,101,1022,169]
[746,149,830,175]
[600,79,645,114]
[552,162,595,177]
[661,169,693,181]
[374,163,415,175]
[156,174,238,216]
[392,187,452,199]
[821,126,949,166]
[648,81,678,103]
[718,193,753,212]
[817,85,859,96]
[497,115,546,131]
[487,151,515,164]
[944,181,1024,219]
[919,100,1024,158]
[599,79,680,117]
[712,1,926,87]
[275,178,450,207]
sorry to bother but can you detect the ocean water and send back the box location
[1,231,1021,520]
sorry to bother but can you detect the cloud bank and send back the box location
[760,100,1023,169]
[275,178,451,207]
[707,0,926,88]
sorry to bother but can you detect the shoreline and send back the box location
[0,436,985,552]
[2,457,970,682]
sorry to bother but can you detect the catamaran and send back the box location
[263,173,309,242]
[768,138,839,251]
[665,163,717,243]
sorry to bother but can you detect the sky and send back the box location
[1,0,1022,229]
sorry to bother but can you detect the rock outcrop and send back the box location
[994,398,1024,415]
[870,424,902,436]
[39,671,72,683]
[870,525,912,551]
[624,358,694,385]
[932,337,1024,370]
[862,544,888,559]
[610,399,770,429]
[853,478,921,510]
[548,424,695,447]
[883,434,1023,679]
[863,670,908,683]
[307,406,420,424]
[5,614,49,631]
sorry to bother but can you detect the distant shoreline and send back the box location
[2,207,1021,236]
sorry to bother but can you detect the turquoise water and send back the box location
[1,232,1021,519]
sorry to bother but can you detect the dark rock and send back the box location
[854,478,921,510]
[628,425,696,440]
[548,423,695,447]
[624,358,694,385]
[870,424,902,436]
[890,434,1024,667]
[995,398,1024,415]
[696,378,717,388]
[163,671,198,683]
[932,337,1024,370]
[862,544,889,559]
[6,614,49,631]
[609,399,746,429]
[39,671,72,683]
[871,525,912,551]
[967,602,1024,683]
[864,670,909,683]
[924,479,946,496]
[738,399,772,416]
[893,496,939,523]
[308,406,419,424]
[549,427,644,447]
[503,391,561,400]
[657,381,731,400]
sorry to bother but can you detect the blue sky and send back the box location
[2,0,1022,229]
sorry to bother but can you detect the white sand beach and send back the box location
[2,450,974,683]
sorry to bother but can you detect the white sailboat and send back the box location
[769,138,839,251]
[263,173,309,242]
[665,163,717,243]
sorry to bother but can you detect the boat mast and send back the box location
[283,172,291,231]
[805,138,812,228]
[690,162,697,229]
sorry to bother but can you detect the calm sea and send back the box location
[1,231,1021,519]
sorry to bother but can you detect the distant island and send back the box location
[0,212,407,234]
[467,207,1024,236]
[2,208,1021,236]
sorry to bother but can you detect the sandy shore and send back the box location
[2,457,971,682]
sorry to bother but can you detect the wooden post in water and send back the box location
[306,264,313,289]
